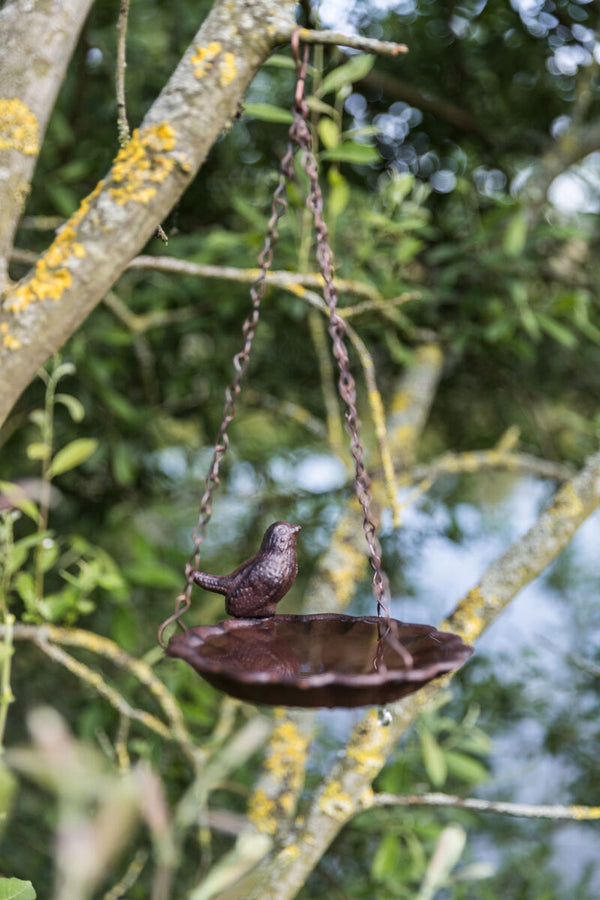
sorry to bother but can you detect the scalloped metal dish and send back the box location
[165,613,473,708]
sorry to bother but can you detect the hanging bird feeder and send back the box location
[158,30,473,708]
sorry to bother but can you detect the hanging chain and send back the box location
[158,28,394,647]
[158,129,297,647]
[289,30,392,622]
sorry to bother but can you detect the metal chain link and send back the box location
[158,28,393,647]
[289,31,392,622]
[158,135,297,646]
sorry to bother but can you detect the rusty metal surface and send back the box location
[165,615,473,708]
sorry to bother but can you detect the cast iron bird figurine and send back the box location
[189,521,301,618]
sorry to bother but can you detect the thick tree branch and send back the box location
[0,0,95,291]
[0,0,296,431]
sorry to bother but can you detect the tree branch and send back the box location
[292,28,408,57]
[0,0,296,431]
[369,791,600,822]
[127,254,382,301]
[0,0,95,292]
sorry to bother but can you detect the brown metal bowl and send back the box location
[165,614,473,708]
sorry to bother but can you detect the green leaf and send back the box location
[0,762,16,838]
[372,832,400,881]
[444,750,489,783]
[0,878,36,900]
[243,103,293,124]
[38,539,59,574]
[320,142,380,165]
[419,727,447,786]
[318,54,375,97]
[305,96,337,118]
[54,393,85,422]
[327,169,350,220]
[27,409,45,429]
[503,211,528,257]
[26,442,48,461]
[14,571,36,607]
[318,118,340,150]
[48,439,98,478]
[262,54,297,70]
[49,361,76,383]
[0,482,39,523]
[537,314,578,348]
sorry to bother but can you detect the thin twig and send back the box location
[116,0,131,146]
[127,255,381,301]
[293,27,408,57]
[4,623,199,765]
[34,635,172,740]
[409,449,573,485]
[370,791,600,822]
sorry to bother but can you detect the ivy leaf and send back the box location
[48,439,98,478]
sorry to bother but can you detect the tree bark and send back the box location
[0,0,95,292]
[0,0,296,431]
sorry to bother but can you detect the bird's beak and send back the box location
[292,524,301,533]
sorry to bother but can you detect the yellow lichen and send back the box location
[4,182,103,314]
[109,123,176,205]
[220,52,237,86]
[190,41,222,78]
[549,482,584,518]
[572,805,600,820]
[346,708,389,777]
[247,788,278,835]
[277,843,300,862]
[246,715,311,835]
[264,718,310,793]
[2,332,22,350]
[441,586,485,643]
[319,780,354,821]
[287,283,307,298]
[0,99,39,155]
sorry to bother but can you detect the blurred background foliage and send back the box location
[2,0,600,896]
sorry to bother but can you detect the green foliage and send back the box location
[0,880,36,900]
[3,0,600,896]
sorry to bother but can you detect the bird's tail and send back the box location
[190,570,228,595]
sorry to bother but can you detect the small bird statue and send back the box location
[189,521,301,618]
